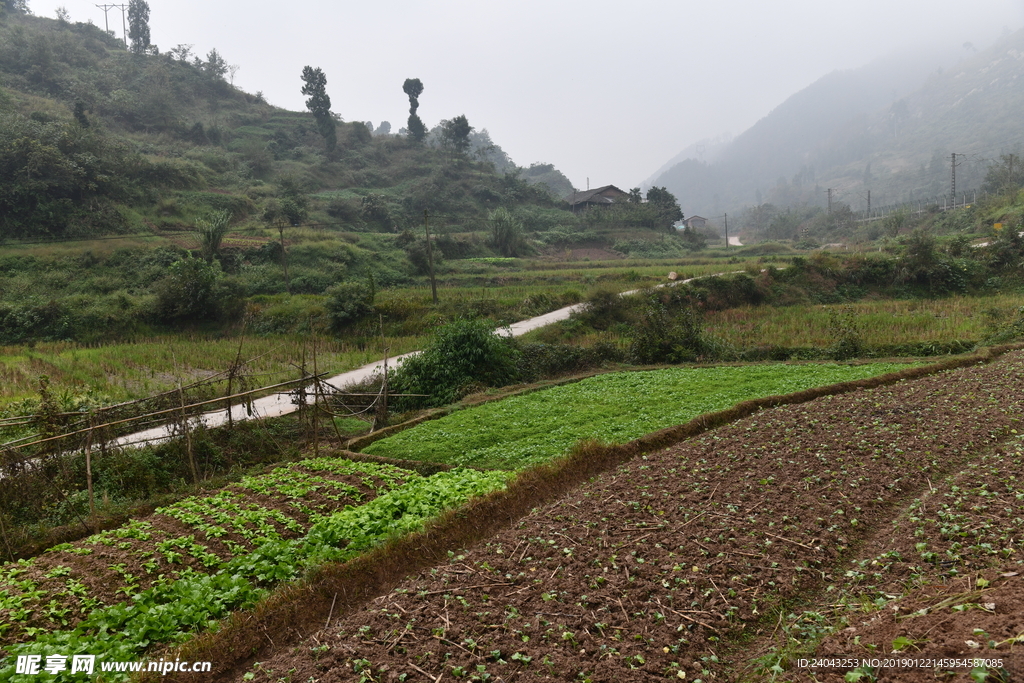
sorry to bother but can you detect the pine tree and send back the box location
[127,0,151,55]
[301,66,337,154]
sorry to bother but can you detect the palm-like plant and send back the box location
[194,210,231,263]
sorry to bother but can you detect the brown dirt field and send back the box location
[782,436,1024,682]
[223,352,1024,683]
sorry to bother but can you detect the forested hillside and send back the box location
[0,8,573,240]
[0,6,703,346]
[651,30,1024,219]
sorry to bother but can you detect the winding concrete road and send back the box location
[110,269,748,449]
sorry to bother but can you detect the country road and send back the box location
[109,269,751,449]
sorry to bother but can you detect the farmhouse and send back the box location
[565,185,630,211]
[681,215,707,230]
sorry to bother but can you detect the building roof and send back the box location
[565,185,629,207]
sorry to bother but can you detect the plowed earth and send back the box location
[786,438,1024,682]
[235,352,1024,683]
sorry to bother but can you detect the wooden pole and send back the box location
[424,209,438,305]
[311,326,320,458]
[381,319,389,429]
[85,413,95,517]
[226,329,246,430]
[172,350,199,485]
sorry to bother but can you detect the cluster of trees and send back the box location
[983,154,1024,195]
[0,112,139,237]
[575,186,684,233]
[0,0,28,16]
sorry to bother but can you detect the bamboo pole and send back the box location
[172,350,199,485]
[85,412,95,517]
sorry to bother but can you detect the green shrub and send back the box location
[627,302,730,364]
[325,281,375,333]
[391,319,522,407]
[153,256,221,322]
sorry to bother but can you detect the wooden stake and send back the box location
[424,210,438,305]
[311,325,320,458]
[85,412,95,517]
[172,350,199,485]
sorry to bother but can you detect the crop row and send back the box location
[772,433,1024,680]
[364,362,917,469]
[237,351,1024,682]
[0,457,510,681]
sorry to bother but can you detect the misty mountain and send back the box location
[650,35,1023,220]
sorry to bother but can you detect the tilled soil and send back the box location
[789,571,1024,682]
[784,435,1024,682]
[235,353,1024,682]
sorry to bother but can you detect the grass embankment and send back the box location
[0,458,509,681]
[363,363,917,469]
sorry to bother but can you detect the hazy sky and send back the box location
[28,0,1024,190]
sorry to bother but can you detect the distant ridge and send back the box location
[647,38,1019,218]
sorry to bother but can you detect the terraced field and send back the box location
[228,350,1024,683]
[0,460,509,679]
[363,363,917,469]
[4,354,1021,682]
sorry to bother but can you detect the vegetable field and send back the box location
[364,363,917,469]
[0,458,509,680]
[236,350,1024,683]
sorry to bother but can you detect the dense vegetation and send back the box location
[525,223,1024,365]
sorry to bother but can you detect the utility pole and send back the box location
[867,190,871,218]
[95,4,128,45]
[827,188,833,215]
[724,213,729,249]
[119,3,127,46]
[423,210,438,305]
[278,224,290,294]
[950,152,961,208]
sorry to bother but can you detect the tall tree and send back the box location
[440,115,472,156]
[403,78,426,143]
[127,0,151,55]
[646,186,684,231]
[301,66,337,154]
